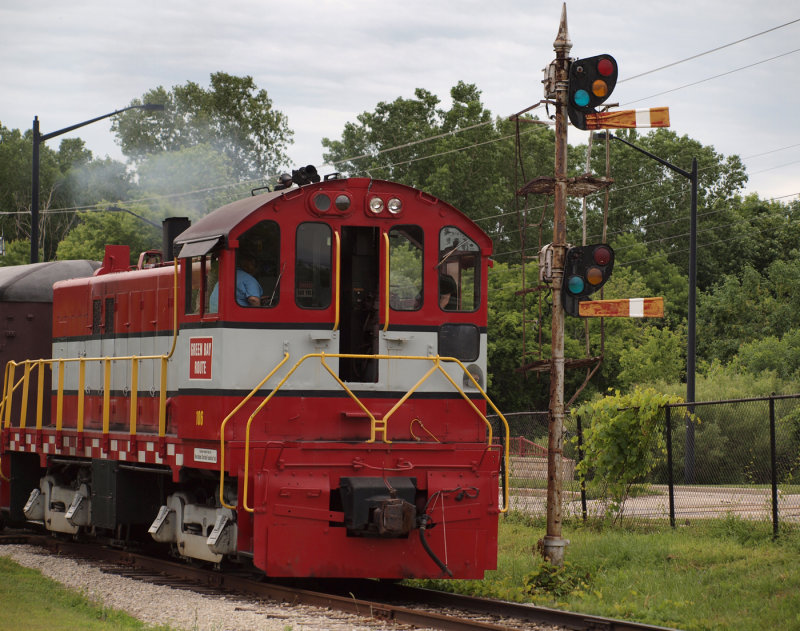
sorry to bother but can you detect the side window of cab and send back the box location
[185,252,220,316]
[389,225,423,311]
[295,222,332,309]
[438,226,480,312]
[234,221,281,308]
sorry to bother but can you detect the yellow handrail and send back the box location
[333,231,341,332]
[2,363,18,428]
[103,358,111,435]
[3,354,169,435]
[0,258,181,441]
[235,352,510,513]
[35,360,45,431]
[129,358,139,436]
[382,232,390,332]
[218,352,290,510]
[19,362,31,428]
[55,362,64,432]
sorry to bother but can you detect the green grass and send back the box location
[5,513,800,630]
[0,556,173,631]
[411,513,800,630]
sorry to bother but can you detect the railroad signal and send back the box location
[561,243,615,317]
[567,54,618,130]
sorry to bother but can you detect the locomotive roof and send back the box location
[174,189,283,257]
[0,260,101,302]
[173,178,489,259]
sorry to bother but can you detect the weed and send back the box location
[523,562,591,599]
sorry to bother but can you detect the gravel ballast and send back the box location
[0,544,423,631]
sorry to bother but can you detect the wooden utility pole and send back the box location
[542,3,571,566]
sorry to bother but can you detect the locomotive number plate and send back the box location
[194,448,218,464]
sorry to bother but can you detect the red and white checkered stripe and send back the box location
[585,107,670,130]
[6,430,184,467]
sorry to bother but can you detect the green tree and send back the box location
[733,330,800,380]
[486,261,548,411]
[322,82,555,255]
[584,129,748,289]
[0,239,35,266]
[617,325,686,389]
[697,193,800,285]
[56,210,160,264]
[112,72,293,181]
[573,387,684,517]
[60,156,135,208]
[698,253,800,363]
[0,124,129,262]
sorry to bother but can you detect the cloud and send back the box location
[1,0,798,200]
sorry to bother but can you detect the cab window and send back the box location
[185,252,219,315]
[438,226,480,312]
[389,225,423,311]
[205,253,220,313]
[234,221,281,308]
[296,222,332,309]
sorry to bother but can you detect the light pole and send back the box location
[31,103,165,263]
[593,131,698,482]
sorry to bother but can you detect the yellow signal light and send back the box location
[586,267,604,285]
[592,80,608,98]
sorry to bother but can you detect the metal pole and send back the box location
[31,117,40,264]
[770,395,778,539]
[685,158,698,483]
[666,405,675,528]
[29,104,164,264]
[576,414,587,522]
[542,3,571,566]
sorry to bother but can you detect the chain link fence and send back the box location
[492,394,800,532]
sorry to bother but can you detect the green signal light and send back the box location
[574,89,590,107]
[567,275,585,295]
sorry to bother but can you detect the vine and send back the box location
[572,387,690,521]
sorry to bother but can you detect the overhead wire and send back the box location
[489,204,800,272]
[7,20,800,224]
[619,17,800,83]
[623,47,800,106]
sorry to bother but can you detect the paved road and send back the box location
[510,485,800,522]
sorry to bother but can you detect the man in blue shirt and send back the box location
[208,253,263,310]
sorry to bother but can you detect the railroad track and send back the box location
[0,533,678,631]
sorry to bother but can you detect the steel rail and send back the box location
[1,534,679,631]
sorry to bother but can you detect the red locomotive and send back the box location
[1,175,509,579]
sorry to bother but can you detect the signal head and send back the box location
[567,54,618,130]
[561,243,615,317]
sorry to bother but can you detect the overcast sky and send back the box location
[1,0,798,204]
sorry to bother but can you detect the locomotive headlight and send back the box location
[387,197,402,214]
[463,364,484,390]
[313,193,331,212]
[368,196,384,214]
[335,194,351,211]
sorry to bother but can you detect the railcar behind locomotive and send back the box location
[1,175,509,579]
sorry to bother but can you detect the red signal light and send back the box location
[592,246,612,266]
[597,57,615,76]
